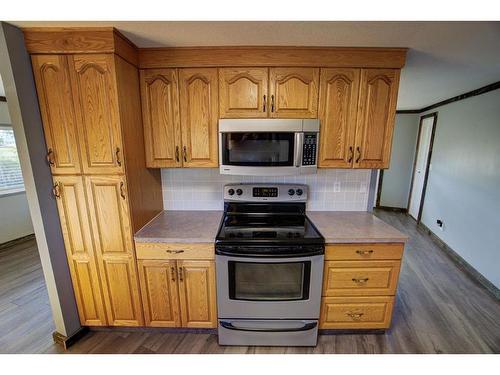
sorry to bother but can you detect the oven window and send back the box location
[222,132,295,166]
[228,261,311,301]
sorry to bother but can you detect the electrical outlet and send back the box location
[333,182,341,192]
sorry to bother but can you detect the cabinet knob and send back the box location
[116,147,122,166]
[355,146,361,163]
[170,266,176,282]
[175,146,180,163]
[348,146,353,163]
[183,146,187,162]
[178,267,184,282]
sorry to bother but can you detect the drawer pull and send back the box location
[346,312,364,320]
[165,250,185,254]
[352,277,369,284]
[356,250,374,256]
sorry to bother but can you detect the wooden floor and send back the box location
[1,211,499,354]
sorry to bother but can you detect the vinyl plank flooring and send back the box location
[1,212,499,354]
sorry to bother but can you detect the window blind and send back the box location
[0,127,24,193]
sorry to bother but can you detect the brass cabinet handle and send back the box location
[175,146,180,163]
[352,277,369,284]
[120,181,126,200]
[271,95,275,112]
[347,146,354,163]
[170,266,176,282]
[263,95,266,112]
[178,267,184,282]
[46,148,55,166]
[356,250,374,256]
[52,182,61,198]
[116,147,122,166]
[346,312,364,320]
[355,146,361,163]
[165,250,184,254]
[182,146,187,162]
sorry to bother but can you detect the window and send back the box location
[0,126,24,194]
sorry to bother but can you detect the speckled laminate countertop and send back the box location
[134,211,223,243]
[134,210,407,244]
[307,211,408,243]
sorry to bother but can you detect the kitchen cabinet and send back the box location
[354,69,400,169]
[31,55,81,175]
[269,67,319,118]
[85,175,144,326]
[179,68,219,167]
[52,175,107,326]
[320,243,404,329]
[140,68,219,168]
[70,54,125,175]
[137,253,217,328]
[219,67,319,119]
[318,68,399,169]
[219,67,268,118]
[318,68,360,168]
[140,68,181,168]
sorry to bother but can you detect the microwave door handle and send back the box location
[295,132,304,167]
[219,321,317,332]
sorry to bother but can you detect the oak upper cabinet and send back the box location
[177,260,217,328]
[318,68,360,168]
[85,175,143,326]
[69,55,125,175]
[138,260,181,327]
[219,67,268,118]
[179,68,219,167]
[140,69,181,168]
[52,175,107,326]
[31,55,81,175]
[269,67,319,118]
[354,69,400,169]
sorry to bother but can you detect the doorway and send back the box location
[408,113,438,221]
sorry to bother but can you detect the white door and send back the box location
[409,116,435,220]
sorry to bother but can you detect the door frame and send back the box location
[407,112,438,222]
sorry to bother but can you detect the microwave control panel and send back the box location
[302,133,317,166]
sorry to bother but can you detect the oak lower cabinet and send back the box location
[136,244,217,328]
[319,243,404,329]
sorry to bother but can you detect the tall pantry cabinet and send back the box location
[30,33,163,326]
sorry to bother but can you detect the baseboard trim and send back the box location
[89,326,217,334]
[0,233,36,251]
[52,327,89,350]
[375,206,408,213]
[319,329,386,335]
[418,222,500,300]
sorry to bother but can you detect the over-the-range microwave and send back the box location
[219,119,319,176]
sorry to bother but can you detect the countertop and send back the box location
[307,211,408,243]
[134,210,407,244]
[134,211,223,243]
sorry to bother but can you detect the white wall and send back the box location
[0,101,34,244]
[419,89,500,289]
[162,168,371,211]
[379,113,420,208]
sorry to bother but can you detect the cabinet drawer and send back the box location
[325,243,404,261]
[320,296,394,329]
[323,260,401,296]
[135,242,214,260]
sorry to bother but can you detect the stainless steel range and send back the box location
[215,183,325,346]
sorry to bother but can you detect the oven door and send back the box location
[216,254,324,319]
[219,131,302,176]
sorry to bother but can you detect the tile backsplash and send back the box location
[161,169,371,211]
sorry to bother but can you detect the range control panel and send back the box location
[302,133,318,166]
[224,184,308,202]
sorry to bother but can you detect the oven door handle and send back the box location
[219,321,317,333]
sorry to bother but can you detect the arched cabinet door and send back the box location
[219,68,268,118]
[354,69,400,169]
[140,69,181,168]
[31,55,81,175]
[69,54,124,174]
[179,68,219,167]
[269,67,319,118]
[318,68,360,168]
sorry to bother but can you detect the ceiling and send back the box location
[5,21,500,109]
